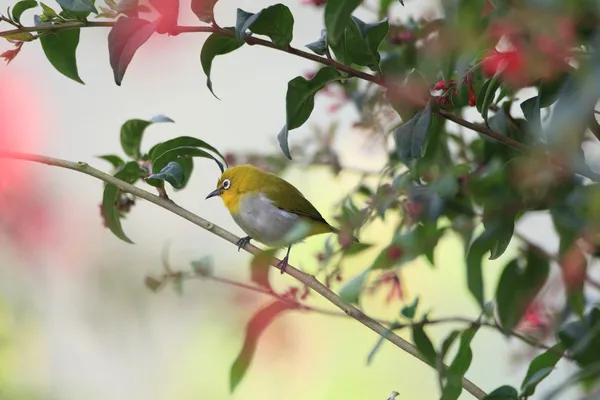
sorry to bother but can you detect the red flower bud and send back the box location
[387,246,403,262]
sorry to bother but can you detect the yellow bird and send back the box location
[206,164,357,272]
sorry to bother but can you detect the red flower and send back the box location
[481,49,528,87]
[379,272,404,304]
[387,246,403,262]
[301,0,327,6]
[468,83,476,106]
[1,42,23,65]
[390,32,415,45]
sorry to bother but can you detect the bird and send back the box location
[205,164,358,273]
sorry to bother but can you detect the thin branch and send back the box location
[0,151,487,399]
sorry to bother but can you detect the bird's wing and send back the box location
[261,178,331,226]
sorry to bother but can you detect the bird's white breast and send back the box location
[231,193,300,247]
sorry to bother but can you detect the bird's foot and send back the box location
[277,255,289,275]
[236,236,252,251]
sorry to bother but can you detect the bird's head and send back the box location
[205,164,263,212]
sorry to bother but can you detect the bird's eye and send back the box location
[222,179,231,190]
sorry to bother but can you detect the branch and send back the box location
[0,151,487,399]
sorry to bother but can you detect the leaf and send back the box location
[306,28,328,55]
[12,0,38,24]
[250,249,277,291]
[200,28,243,99]
[235,4,294,49]
[147,161,184,188]
[344,16,389,69]
[108,16,160,85]
[483,217,514,260]
[149,135,226,169]
[401,297,419,319]
[101,161,145,243]
[39,28,84,84]
[230,301,296,392]
[478,75,501,122]
[496,252,549,334]
[394,102,432,165]
[190,255,213,276]
[343,242,372,256]
[56,0,95,13]
[278,66,343,159]
[558,307,600,368]
[324,0,361,46]
[440,325,480,400]
[149,0,179,33]
[366,322,401,365]
[520,344,564,397]
[412,321,436,366]
[191,0,217,23]
[119,115,174,159]
[339,267,370,305]
[483,386,518,399]
[151,145,224,178]
[96,154,125,168]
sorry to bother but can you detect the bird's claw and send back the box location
[236,236,252,252]
[277,256,289,275]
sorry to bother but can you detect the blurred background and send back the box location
[0,0,588,399]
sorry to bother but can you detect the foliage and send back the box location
[5,0,600,398]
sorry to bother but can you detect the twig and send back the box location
[0,150,488,399]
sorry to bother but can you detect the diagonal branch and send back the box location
[0,150,487,399]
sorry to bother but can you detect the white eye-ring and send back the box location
[222,179,231,190]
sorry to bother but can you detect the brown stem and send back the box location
[0,151,487,399]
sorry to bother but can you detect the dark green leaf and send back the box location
[97,154,125,169]
[279,66,342,159]
[496,252,549,334]
[191,0,217,23]
[12,0,38,24]
[250,249,277,291]
[412,321,436,366]
[120,115,174,159]
[147,161,184,189]
[367,322,402,365]
[479,75,501,122]
[520,344,564,397]
[343,242,372,256]
[401,297,419,319]
[483,386,518,399]
[151,145,223,176]
[521,96,542,135]
[230,301,295,392]
[394,102,432,165]
[101,161,145,243]
[344,16,388,69]
[484,217,515,260]
[324,0,360,46]
[558,307,600,368]
[235,4,294,49]
[108,16,159,86]
[149,135,226,170]
[39,28,84,84]
[306,29,328,55]
[339,267,370,305]
[200,28,243,99]
[441,325,480,400]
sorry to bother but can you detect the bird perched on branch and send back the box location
[206,164,358,273]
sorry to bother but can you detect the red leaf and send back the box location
[230,301,298,392]
[149,0,179,34]
[250,249,277,291]
[191,0,218,23]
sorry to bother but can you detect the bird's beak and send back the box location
[205,188,223,199]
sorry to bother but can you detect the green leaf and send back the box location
[147,161,185,189]
[250,249,277,291]
[412,321,436,366]
[191,0,217,23]
[520,344,564,397]
[483,217,514,260]
[441,325,480,400]
[200,28,243,99]
[39,28,84,84]
[394,102,432,165]
[342,242,372,256]
[96,154,125,168]
[120,115,174,159]
[306,28,328,55]
[496,252,549,334]
[344,16,389,69]
[150,135,225,168]
[479,75,501,122]
[278,66,343,159]
[56,0,95,13]
[558,307,600,368]
[401,297,419,319]
[190,255,213,276]
[230,301,295,392]
[235,4,294,49]
[366,322,401,365]
[108,16,159,85]
[483,386,518,399]
[12,0,38,24]
[339,267,370,305]
[149,146,224,184]
[324,0,361,46]
[101,161,145,243]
